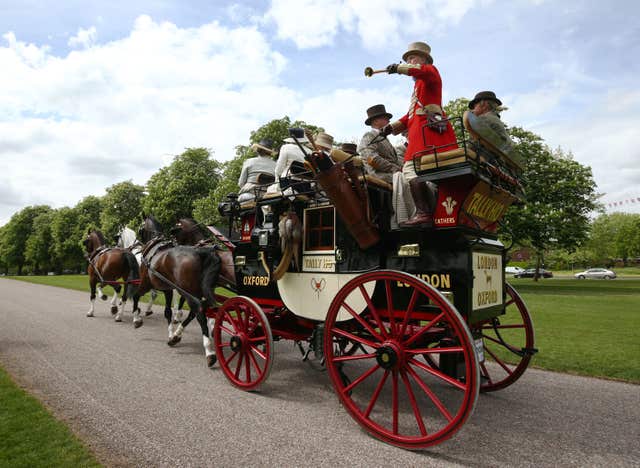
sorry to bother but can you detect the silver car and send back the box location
[574,268,616,280]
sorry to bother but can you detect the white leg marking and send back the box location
[87,299,95,317]
[203,335,215,357]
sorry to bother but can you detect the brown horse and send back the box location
[83,229,140,322]
[132,217,222,367]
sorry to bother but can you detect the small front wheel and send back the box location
[213,296,273,391]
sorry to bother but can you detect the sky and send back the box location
[1,0,639,226]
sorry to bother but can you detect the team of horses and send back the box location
[83,216,230,367]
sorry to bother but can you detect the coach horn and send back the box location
[364,66,387,77]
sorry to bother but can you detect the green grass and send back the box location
[508,278,640,383]
[0,366,101,468]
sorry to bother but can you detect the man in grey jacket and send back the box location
[467,91,514,157]
[358,104,402,183]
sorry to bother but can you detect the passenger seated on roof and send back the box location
[237,138,277,203]
[467,91,516,159]
[266,133,313,195]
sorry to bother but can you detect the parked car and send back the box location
[514,268,553,278]
[574,268,616,280]
[505,266,525,275]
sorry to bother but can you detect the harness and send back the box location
[86,246,141,286]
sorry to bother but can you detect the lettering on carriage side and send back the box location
[303,255,335,272]
[466,193,507,222]
[242,275,270,286]
[472,252,502,309]
[396,273,451,289]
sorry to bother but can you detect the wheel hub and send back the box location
[230,335,243,352]
[376,344,401,370]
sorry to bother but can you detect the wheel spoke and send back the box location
[358,284,389,339]
[224,310,242,331]
[409,357,467,391]
[482,334,521,353]
[248,348,263,374]
[364,370,389,418]
[391,370,399,435]
[331,327,380,350]
[406,365,453,423]
[219,324,236,336]
[484,345,514,375]
[234,351,243,379]
[332,353,376,363]
[340,300,385,342]
[385,280,397,336]
[343,363,380,394]
[403,312,445,347]
[244,352,251,382]
[400,369,428,436]
[250,344,267,361]
[398,289,419,339]
[407,346,465,355]
[480,362,493,384]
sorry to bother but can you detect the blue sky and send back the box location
[1,0,639,225]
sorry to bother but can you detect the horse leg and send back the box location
[112,285,122,316]
[144,289,157,317]
[166,291,185,345]
[113,284,124,322]
[87,275,97,317]
[97,284,108,301]
[174,294,186,323]
[194,301,216,368]
[132,272,151,328]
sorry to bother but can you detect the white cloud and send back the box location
[267,0,487,50]
[68,26,97,49]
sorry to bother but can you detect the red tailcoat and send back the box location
[398,65,458,162]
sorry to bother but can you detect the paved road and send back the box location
[0,279,638,467]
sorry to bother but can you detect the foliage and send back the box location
[0,206,51,275]
[50,207,85,271]
[193,117,323,226]
[100,180,146,240]
[24,210,56,274]
[143,148,222,227]
[443,97,471,142]
[588,212,640,265]
[501,127,599,278]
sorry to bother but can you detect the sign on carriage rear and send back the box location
[472,252,503,310]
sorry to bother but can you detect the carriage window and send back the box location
[304,207,334,251]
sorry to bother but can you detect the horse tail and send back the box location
[123,250,140,298]
[198,247,221,309]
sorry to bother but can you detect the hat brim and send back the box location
[251,143,276,155]
[402,50,433,64]
[284,136,309,144]
[365,112,393,126]
[468,96,502,109]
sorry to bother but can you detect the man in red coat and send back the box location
[382,41,458,226]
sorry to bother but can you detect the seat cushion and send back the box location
[419,147,478,171]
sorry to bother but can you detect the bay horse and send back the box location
[83,229,140,322]
[133,216,222,367]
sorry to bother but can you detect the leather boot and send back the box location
[400,179,434,227]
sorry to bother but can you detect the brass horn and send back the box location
[364,66,387,77]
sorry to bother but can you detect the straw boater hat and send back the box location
[365,104,393,126]
[251,138,276,156]
[340,143,358,155]
[315,132,334,151]
[468,91,503,109]
[402,41,433,64]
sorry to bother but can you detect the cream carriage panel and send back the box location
[277,272,375,322]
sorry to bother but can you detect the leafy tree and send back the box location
[0,205,51,275]
[100,180,146,240]
[143,148,222,227]
[0,225,7,274]
[193,117,322,226]
[502,128,599,278]
[588,212,640,265]
[51,207,85,272]
[25,210,56,274]
[443,97,471,142]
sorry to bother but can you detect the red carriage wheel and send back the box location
[476,283,536,392]
[324,270,479,449]
[213,296,273,391]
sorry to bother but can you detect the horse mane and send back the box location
[93,230,106,245]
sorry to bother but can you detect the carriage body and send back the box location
[210,124,534,449]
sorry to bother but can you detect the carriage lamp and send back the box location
[398,243,420,257]
[234,256,246,266]
[258,231,269,247]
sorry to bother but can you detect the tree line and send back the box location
[1,103,633,276]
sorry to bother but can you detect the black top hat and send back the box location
[251,138,276,155]
[468,91,502,109]
[340,143,358,155]
[365,104,393,126]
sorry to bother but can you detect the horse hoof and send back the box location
[110,306,118,315]
[145,310,153,317]
[86,312,94,317]
[114,317,122,323]
[167,336,182,346]
[101,295,108,301]
[207,355,217,368]
[133,320,143,329]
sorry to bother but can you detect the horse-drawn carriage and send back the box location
[207,119,536,448]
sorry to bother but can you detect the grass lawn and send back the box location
[3,275,639,383]
[0,366,101,468]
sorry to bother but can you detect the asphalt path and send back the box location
[0,279,638,467]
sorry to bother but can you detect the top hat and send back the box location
[468,91,503,109]
[402,41,433,64]
[315,132,334,151]
[340,143,358,155]
[365,104,393,126]
[251,138,276,155]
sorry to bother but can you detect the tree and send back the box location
[502,127,599,278]
[588,212,640,265]
[25,210,56,274]
[0,205,51,275]
[51,207,85,272]
[100,180,146,240]
[143,148,222,227]
[443,97,471,142]
[193,117,322,226]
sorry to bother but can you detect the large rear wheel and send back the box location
[213,296,273,391]
[324,270,479,449]
[475,283,536,392]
